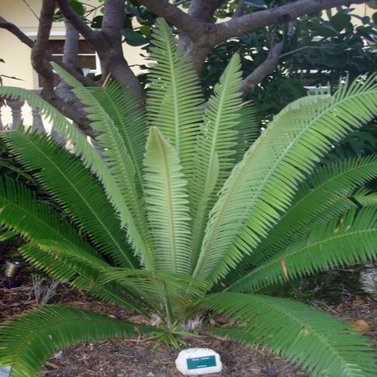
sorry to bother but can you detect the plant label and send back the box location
[175,348,222,375]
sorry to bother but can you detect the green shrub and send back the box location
[0,20,377,377]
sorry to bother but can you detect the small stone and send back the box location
[351,319,370,333]
[262,368,278,377]
[359,265,377,298]
[52,350,63,359]
[0,367,11,377]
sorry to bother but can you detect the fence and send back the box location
[0,96,45,133]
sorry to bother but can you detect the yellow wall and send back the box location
[0,0,65,88]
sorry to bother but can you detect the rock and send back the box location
[351,319,370,333]
[175,348,222,375]
[359,264,377,298]
[0,367,11,377]
[262,368,278,377]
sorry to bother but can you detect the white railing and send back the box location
[0,95,45,133]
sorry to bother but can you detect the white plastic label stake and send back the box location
[175,348,222,375]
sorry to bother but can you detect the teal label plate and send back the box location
[187,355,216,370]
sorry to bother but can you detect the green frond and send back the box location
[195,75,377,284]
[0,177,100,260]
[2,129,137,268]
[353,188,377,206]
[0,305,150,377]
[241,154,377,270]
[147,19,203,177]
[234,100,259,162]
[144,127,191,274]
[229,206,377,293]
[0,228,18,242]
[0,87,106,179]
[0,86,150,267]
[0,178,138,307]
[52,64,155,269]
[101,268,207,318]
[19,243,148,312]
[189,54,244,263]
[89,80,147,192]
[204,293,377,377]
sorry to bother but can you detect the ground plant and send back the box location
[0,20,377,377]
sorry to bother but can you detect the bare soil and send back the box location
[1,257,376,377]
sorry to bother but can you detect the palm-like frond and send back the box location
[235,155,377,273]
[0,178,140,307]
[204,293,377,377]
[0,86,150,265]
[144,127,191,274]
[195,76,377,284]
[147,19,203,177]
[102,268,207,319]
[0,177,99,260]
[353,189,377,206]
[90,80,147,192]
[234,100,259,162]
[0,87,106,179]
[53,64,155,269]
[0,22,376,377]
[0,305,150,377]
[2,129,137,268]
[229,206,377,293]
[19,243,144,311]
[190,54,244,262]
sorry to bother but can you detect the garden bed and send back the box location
[1,277,376,377]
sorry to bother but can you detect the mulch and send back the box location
[0,264,376,377]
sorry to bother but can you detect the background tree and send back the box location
[0,0,376,133]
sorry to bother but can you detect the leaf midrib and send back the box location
[22,135,136,268]
[232,227,376,292]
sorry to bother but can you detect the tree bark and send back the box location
[212,0,367,44]
[100,0,142,96]
[57,0,142,97]
[138,0,368,73]
[31,0,56,98]
[241,42,284,94]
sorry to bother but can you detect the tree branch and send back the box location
[0,16,94,86]
[31,2,94,135]
[62,20,80,67]
[212,0,367,44]
[56,0,100,46]
[137,0,204,40]
[241,41,283,94]
[187,0,222,22]
[0,16,34,48]
[99,0,142,96]
[233,0,246,18]
[56,0,142,97]
[31,0,56,97]
[178,0,221,60]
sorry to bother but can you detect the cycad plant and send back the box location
[1,19,377,376]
